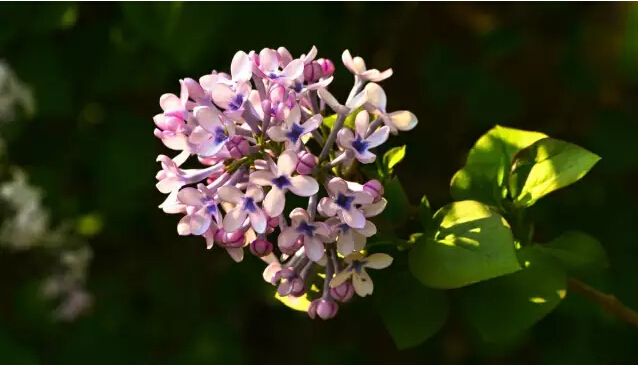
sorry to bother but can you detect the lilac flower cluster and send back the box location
[154,46,417,319]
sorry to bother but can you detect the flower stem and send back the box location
[568,278,638,328]
[322,250,335,299]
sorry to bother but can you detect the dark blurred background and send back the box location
[1,2,637,364]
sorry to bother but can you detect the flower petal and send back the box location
[345,89,368,110]
[263,188,286,217]
[353,270,373,297]
[177,215,191,235]
[326,177,349,196]
[190,207,212,236]
[211,83,235,110]
[194,106,222,133]
[259,48,279,73]
[159,93,182,111]
[364,253,393,269]
[388,110,418,131]
[354,110,369,137]
[340,208,366,229]
[336,230,355,255]
[217,186,243,204]
[302,114,322,133]
[353,231,366,252]
[365,126,389,148]
[364,83,387,110]
[361,198,387,217]
[289,175,319,197]
[289,207,310,225]
[280,59,304,79]
[354,150,377,164]
[329,270,353,288]
[317,88,342,113]
[317,198,338,217]
[249,208,267,234]
[278,227,300,249]
[267,126,288,142]
[305,237,325,262]
[337,128,354,150]
[249,170,276,186]
[231,51,253,82]
[156,177,184,194]
[223,207,248,233]
[353,191,374,205]
[357,220,377,237]
[177,187,204,206]
[287,104,301,125]
[226,247,244,262]
[197,138,226,158]
[277,150,298,176]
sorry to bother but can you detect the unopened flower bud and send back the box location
[363,179,384,203]
[304,61,323,84]
[226,135,250,158]
[266,216,279,233]
[330,282,354,303]
[224,230,245,248]
[308,299,338,320]
[249,239,273,257]
[317,58,335,77]
[296,151,317,175]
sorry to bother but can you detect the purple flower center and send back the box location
[272,175,291,189]
[297,221,316,237]
[206,204,217,214]
[243,197,257,212]
[335,193,355,210]
[351,135,369,154]
[349,260,366,274]
[339,223,350,233]
[293,81,303,93]
[229,94,244,111]
[286,123,305,143]
[268,72,280,79]
[214,126,227,144]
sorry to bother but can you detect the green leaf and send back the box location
[376,271,449,349]
[383,145,406,173]
[321,109,358,129]
[417,195,432,232]
[409,200,521,289]
[451,125,547,207]
[510,138,601,207]
[379,176,411,227]
[535,231,608,275]
[458,247,567,342]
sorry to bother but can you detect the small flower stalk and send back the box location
[153,46,416,319]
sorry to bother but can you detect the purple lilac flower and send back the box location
[337,110,389,164]
[267,105,322,150]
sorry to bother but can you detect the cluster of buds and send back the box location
[153,46,417,319]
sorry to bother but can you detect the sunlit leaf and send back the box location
[451,125,547,207]
[458,247,567,342]
[383,145,406,172]
[409,200,520,289]
[376,271,449,349]
[511,138,601,207]
[274,292,312,312]
[535,231,608,275]
[417,194,432,233]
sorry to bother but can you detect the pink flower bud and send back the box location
[226,135,250,158]
[266,216,279,234]
[249,239,273,257]
[304,61,323,83]
[330,282,354,303]
[214,227,226,243]
[224,230,245,248]
[363,179,384,203]
[289,277,306,297]
[296,151,317,175]
[308,299,338,320]
[317,58,335,77]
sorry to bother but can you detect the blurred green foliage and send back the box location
[1,2,638,364]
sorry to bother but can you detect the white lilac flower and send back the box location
[218,183,268,234]
[176,185,221,236]
[341,50,393,83]
[253,48,304,84]
[155,154,224,194]
[336,110,389,164]
[318,177,374,229]
[188,106,234,157]
[364,82,418,134]
[211,81,252,121]
[267,105,322,150]
[249,150,319,217]
[326,217,376,256]
[278,208,331,262]
[329,252,393,297]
